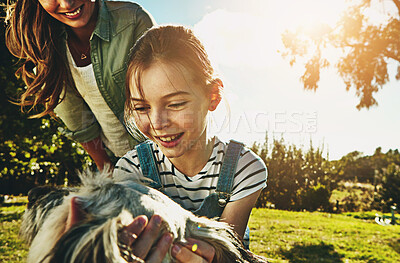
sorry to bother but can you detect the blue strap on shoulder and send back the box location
[216,139,244,207]
[136,140,163,190]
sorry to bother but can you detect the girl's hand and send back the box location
[122,218,216,263]
[66,198,173,263]
[171,238,215,263]
[120,214,173,263]
[67,198,214,263]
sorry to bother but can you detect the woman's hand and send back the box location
[80,136,113,171]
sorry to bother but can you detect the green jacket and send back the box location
[54,0,154,148]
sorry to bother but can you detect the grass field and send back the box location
[249,209,400,262]
[0,204,27,263]
[1,204,399,262]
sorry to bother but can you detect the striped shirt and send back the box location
[113,137,267,212]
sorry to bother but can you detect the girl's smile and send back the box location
[155,133,184,148]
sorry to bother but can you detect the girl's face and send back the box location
[129,62,218,159]
[38,0,97,30]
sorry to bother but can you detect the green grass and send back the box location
[1,204,399,263]
[249,209,400,262]
[0,205,28,263]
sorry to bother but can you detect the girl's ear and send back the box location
[209,79,223,112]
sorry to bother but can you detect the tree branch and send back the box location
[383,50,400,62]
[392,0,400,17]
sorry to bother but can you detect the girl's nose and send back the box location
[59,0,75,10]
[150,110,169,130]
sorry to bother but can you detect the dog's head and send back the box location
[20,171,257,263]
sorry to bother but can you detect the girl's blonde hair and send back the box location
[124,25,222,130]
[5,0,73,118]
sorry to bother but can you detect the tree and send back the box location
[0,3,91,194]
[297,183,331,211]
[252,136,333,211]
[331,151,375,182]
[281,0,400,109]
[265,138,304,210]
[380,163,400,211]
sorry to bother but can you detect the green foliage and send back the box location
[380,163,400,211]
[297,183,331,212]
[253,137,303,210]
[0,5,92,194]
[331,181,377,212]
[330,147,400,184]
[281,0,400,109]
[330,151,374,182]
[252,134,399,211]
[252,135,333,211]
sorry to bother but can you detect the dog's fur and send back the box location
[20,171,266,263]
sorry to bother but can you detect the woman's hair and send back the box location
[5,0,73,118]
[124,25,222,127]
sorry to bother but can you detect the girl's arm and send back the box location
[220,189,263,239]
[220,147,267,239]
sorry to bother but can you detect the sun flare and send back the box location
[274,0,349,31]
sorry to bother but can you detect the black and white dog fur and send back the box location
[20,171,266,263]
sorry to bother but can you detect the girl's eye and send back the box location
[169,102,187,109]
[133,106,150,113]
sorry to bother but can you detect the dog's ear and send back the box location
[27,186,58,208]
[27,186,70,209]
[46,218,112,263]
[46,217,125,263]
[65,197,87,232]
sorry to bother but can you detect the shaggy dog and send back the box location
[20,171,266,263]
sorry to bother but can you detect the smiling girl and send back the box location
[114,25,268,253]
[5,0,154,169]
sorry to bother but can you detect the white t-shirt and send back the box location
[113,137,267,212]
[65,46,131,157]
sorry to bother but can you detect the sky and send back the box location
[135,0,400,160]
